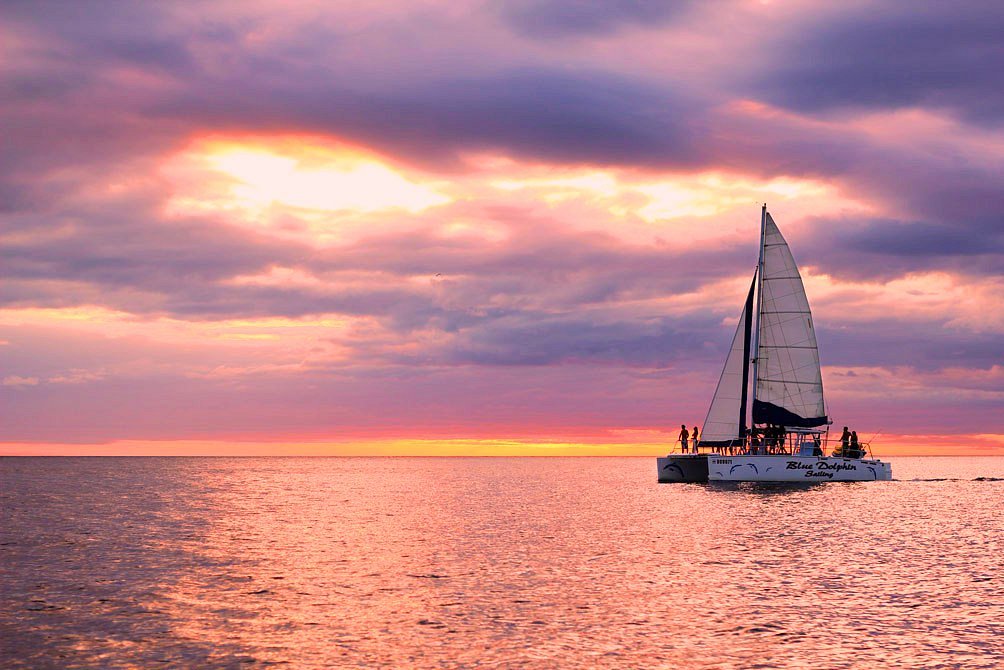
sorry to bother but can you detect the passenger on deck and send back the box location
[772,424,783,453]
[692,426,700,453]
[837,426,850,456]
[679,425,689,453]
[850,431,860,458]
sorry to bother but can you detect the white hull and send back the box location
[708,455,892,482]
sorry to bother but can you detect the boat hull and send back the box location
[656,455,709,483]
[708,455,892,482]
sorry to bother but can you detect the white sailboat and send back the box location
[658,205,892,483]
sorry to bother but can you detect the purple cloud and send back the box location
[752,3,1004,125]
[498,0,694,39]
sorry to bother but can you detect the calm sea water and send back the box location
[1,457,1002,669]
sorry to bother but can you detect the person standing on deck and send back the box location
[850,431,860,458]
[679,425,689,453]
[692,426,700,453]
[839,426,851,456]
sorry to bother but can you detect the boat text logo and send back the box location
[786,461,858,479]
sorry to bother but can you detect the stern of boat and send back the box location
[657,455,710,483]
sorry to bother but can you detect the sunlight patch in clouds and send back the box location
[208,149,450,213]
[637,174,832,220]
[162,136,452,239]
[484,164,855,246]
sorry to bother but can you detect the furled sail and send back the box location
[700,272,756,446]
[752,213,828,427]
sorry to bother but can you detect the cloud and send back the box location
[790,216,1004,282]
[2,0,1004,447]
[417,313,710,367]
[753,3,1004,125]
[146,68,707,171]
[498,0,693,39]
[3,375,39,387]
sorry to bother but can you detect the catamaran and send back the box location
[657,205,892,483]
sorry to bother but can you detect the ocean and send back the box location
[1,456,1002,668]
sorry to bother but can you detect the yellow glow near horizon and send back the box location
[3,434,1003,456]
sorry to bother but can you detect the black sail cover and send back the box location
[699,272,756,446]
[752,213,828,427]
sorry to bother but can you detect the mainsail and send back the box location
[752,213,828,427]
[699,272,756,446]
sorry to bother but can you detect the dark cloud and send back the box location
[792,216,1004,281]
[147,67,706,170]
[755,3,1004,125]
[819,322,1004,372]
[421,314,713,367]
[3,0,713,172]
[0,1,205,73]
[1,204,296,296]
[499,0,692,39]
[837,220,1000,258]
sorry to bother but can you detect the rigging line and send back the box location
[758,379,819,385]
[759,345,817,349]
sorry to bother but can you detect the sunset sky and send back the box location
[2,1,1002,455]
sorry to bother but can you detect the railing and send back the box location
[683,431,877,459]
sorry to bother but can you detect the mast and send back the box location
[750,203,767,428]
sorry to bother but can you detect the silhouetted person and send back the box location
[767,424,778,452]
[839,426,850,456]
[679,424,689,453]
[692,426,700,453]
[850,431,860,458]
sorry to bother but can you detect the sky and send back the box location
[2,1,1002,456]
